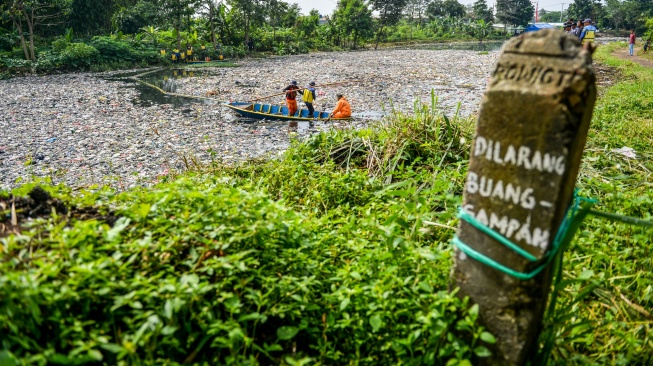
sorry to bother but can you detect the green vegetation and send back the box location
[1,99,495,365]
[1,49,653,365]
[538,43,653,365]
[2,0,652,76]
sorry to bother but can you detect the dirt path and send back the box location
[613,47,653,68]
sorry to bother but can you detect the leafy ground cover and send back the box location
[1,47,653,365]
[540,42,653,365]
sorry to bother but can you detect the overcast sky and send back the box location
[292,0,570,17]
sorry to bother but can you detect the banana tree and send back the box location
[199,0,227,48]
[473,19,493,43]
[140,25,161,46]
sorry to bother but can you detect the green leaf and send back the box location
[0,350,18,366]
[137,203,151,218]
[469,303,479,317]
[350,271,362,280]
[277,326,299,340]
[87,349,103,361]
[480,331,496,344]
[100,343,124,354]
[369,314,383,332]
[161,325,177,335]
[265,344,283,352]
[340,297,351,310]
[418,281,433,293]
[474,345,492,357]
[164,299,173,319]
[238,312,264,322]
[105,217,130,241]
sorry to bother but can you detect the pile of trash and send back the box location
[0,48,498,191]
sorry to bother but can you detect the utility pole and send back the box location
[536,1,539,22]
[560,3,565,22]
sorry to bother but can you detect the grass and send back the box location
[536,42,653,365]
[1,46,653,365]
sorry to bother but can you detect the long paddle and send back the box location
[248,90,290,103]
[247,80,362,103]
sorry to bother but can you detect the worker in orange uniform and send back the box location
[330,93,351,119]
[282,81,300,117]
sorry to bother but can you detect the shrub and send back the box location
[0,179,491,365]
[59,43,99,68]
[90,36,134,63]
[51,37,69,53]
[0,56,33,74]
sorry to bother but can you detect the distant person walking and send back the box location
[628,29,636,56]
[282,81,300,117]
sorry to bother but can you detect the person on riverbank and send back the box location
[330,93,351,119]
[298,81,317,118]
[579,19,596,44]
[282,81,300,117]
[628,29,636,56]
[186,44,194,62]
[570,22,580,37]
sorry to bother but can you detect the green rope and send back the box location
[451,189,653,364]
[452,192,597,280]
[452,190,653,280]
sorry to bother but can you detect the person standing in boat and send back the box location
[282,81,300,117]
[298,81,317,118]
[330,93,351,119]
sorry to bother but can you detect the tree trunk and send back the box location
[176,13,182,50]
[25,8,36,61]
[244,14,250,45]
[209,5,217,49]
[9,12,30,60]
[374,11,387,50]
[374,25,384,50]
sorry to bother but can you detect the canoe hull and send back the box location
[224,102,351,121]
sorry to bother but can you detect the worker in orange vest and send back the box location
[330,93,351,119]
[282,81,300,117]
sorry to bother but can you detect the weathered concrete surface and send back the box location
[452,30,596,365]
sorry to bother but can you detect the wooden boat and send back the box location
[224,102,351,121]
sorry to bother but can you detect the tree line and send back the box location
[1,0,651,65]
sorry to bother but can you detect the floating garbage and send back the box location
[0,48,499,191]
[611,146,637,159]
